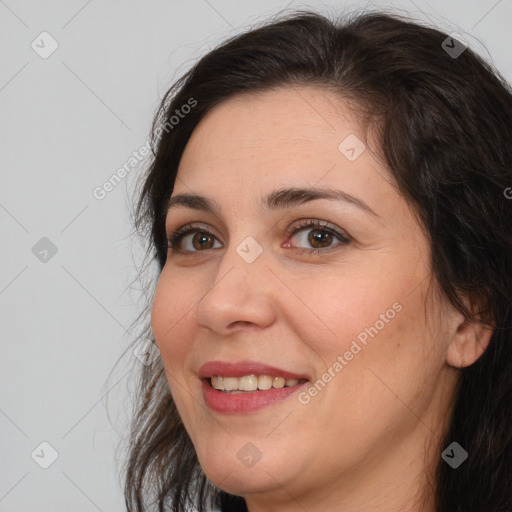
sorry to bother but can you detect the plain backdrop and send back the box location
[1,1,511,511]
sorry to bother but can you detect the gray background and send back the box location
[1,0,510,511]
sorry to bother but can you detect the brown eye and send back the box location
[308,229,333,248]
[191,232,215,250]
[287,220,350,254]
[167,224,222,254]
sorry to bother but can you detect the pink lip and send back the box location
[198,360,310,414]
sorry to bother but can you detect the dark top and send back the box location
[218,493,247,512]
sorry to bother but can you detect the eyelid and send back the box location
[285,218,349,238]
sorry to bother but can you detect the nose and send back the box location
[194,238,277,335]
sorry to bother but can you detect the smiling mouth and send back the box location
[201,371,310,414]
[208,375,309,393]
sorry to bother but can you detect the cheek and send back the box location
[151,272,203,426]
[294,267,439,408]
[289,271,404,360]
[151,271,197,365]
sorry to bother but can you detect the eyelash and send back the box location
[166,219,351,256]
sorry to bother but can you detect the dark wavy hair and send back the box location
[119,8,512,512]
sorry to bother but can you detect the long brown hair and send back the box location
[119,9,512,512]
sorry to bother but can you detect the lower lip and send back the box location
[201,379,308,414]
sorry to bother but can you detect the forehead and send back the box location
[183,86,359,165]
[175,86,396,217]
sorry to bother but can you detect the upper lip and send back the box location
[198,360,310,381]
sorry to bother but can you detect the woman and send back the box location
[122,9,512,512]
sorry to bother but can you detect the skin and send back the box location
[151,86,493,512]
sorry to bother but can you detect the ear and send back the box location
[445,295,494,368]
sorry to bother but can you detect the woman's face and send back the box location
[151,86,460,509]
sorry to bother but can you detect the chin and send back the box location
[199,453,284,496]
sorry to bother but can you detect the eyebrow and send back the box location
[164,186,378,217]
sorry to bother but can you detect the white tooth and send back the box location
[257,375,273,390]
[211,376,224,390]
[273,376,285,389]
[239,375,258,391]
[223,377,239,391]
[214,374,297,391]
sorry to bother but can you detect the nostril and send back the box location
[229,321,252,328]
